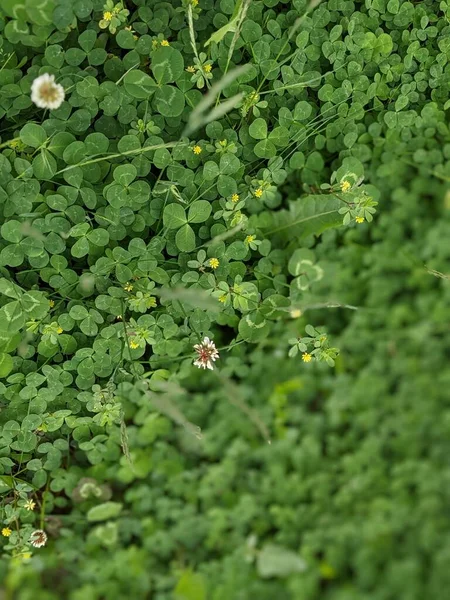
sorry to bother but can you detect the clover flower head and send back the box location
[193,336,219,370]
[204,63,212,73]
[129,340,139,349]
[49,300,55,308]
[31,74,65,110]
[161,40,170,46]
[124,282,133,292]
[103,10,113,21]
[186,65,196,73]
[302,352,312,363]
[218,294,227,303]
[290,309,302,319]
[193,145,202,155]
[2,527,11,537]
[29,530,47,548]
[245,235,255,244]
[254,188,263,198]
[231,193,239,202]
[57,326,63,334]
[355,216,365,224]
[209,258,219,269]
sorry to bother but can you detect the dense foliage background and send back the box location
[1,0,450,598]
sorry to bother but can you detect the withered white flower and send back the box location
[193,336,219,370]
[29,529,47,548]
[31,74,65,110]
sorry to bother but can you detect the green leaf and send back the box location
[20,123,47,148]
[152,47,184,85]
[263,195,342,240]
[0,353,13,378]
[249,117,268,140]
[163,204,187,229]
[257,544,307,578]
[188,200,212,224]
[154,85,185,117]
[176,224,196,252]
[71,237,90,258]
[1,220,23,243]
[87,502,123,522]
[253,139,276,159]
[123,70,157,100]
[33,150,57,179]
[0,302,25,334]
[174,570,207,600]
[87,229,110,246]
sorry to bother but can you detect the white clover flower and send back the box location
[31,74,65,110]
[193,336,219,370]
[29,529,47,548]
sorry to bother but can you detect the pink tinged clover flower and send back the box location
[193,337,219,370]
[29,529,47,548]
[31,74,65,110]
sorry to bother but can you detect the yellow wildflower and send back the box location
[340,180,351,193]
[290,309,302,319]
[218,294,227,303]
[116,315,123,320]
[103,11,113,21]
[24,499,36,511]
[49,299,55,308]
[161,40,170,46]
[319,562,337,579]
[245,235,255,244]
[186,65,196,73]
[124,282,133,292]
[254,188,263,198]
[302,352,312,363]
[355,216,365,224]
[231,193,239,202]
[209,258,219,269]
[204,64,212,73]
[2,527,11,537]
[193,145,202,155]
[191,0,199,5]
[129,340,139,350]
[57,326,63,334]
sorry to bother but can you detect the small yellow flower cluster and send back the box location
[254,188,263,198]
[302,352,312,363]
[57,326,63,334]
[103,11,113,21]
[124,282,133,292]
[192,145,202,155]
[209,258,219,269]
[2,527,11,537]
[340,180,351,193]
[129,340,140,350]
[161,40,170,46]
[204,64,212,73]
[218,294,227,303]
[186,65,196,73]
[231,193,239,202]
[49,299,55,308]
[290,309,302,319]
[245,235,255,244]
[355,216,365,224]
